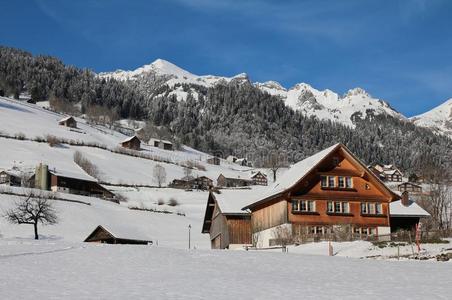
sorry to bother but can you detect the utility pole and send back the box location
[188,224,192,249]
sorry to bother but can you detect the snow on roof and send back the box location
[121,135,139,143]
[58,116,74,123]
[220,173,253,181]
[94,224,153,242]
[390,200,430,217]
[48,168,97,183]
[384,169,399,175]
[214,187,267,214]
[149,138,172,145]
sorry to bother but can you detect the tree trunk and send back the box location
[34,222,39,240]
[273,169,277,182]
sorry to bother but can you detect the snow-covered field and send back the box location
[0,240,451,299]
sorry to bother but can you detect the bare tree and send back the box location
[153,164,167,188]
[4,193,58,240]
[264,152,288,182]
[272,225,293,247]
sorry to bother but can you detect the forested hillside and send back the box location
[1,46,450,174]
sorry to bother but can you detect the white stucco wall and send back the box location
[253,223,292,248]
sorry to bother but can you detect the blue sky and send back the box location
[1,0,452,116]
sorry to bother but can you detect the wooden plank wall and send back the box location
[251,200,288,233]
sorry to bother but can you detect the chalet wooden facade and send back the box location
[243,144,402,247]
[170,176,213,190]
[250,171,268,186]
[217,174,253,188]
[121,136,141,150]
[397,182,422,193]
[202,190,253,249]
[373,164,403,182]
[84,225,153,245]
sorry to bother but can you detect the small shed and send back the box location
[121,136,141,150]
[58,116,77,128]
[390,192,430,232]
[207,156,220,166]
[84,225,153,245]
[149,138,173,151]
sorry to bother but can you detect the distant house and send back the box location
[250,171,268,186]
[202,190,253,249]
[58,116,77,128]
[34,164,114,199]
[397,182,422,194]
[226,155,238,163]
[170,175,213,190]
[390,191,430,232]
[0,168,35,187]
[121,136,141,150]
[207,156,220,166]
[217,174,253,188]
[84,225,153,245]
[235,158,248,166]
[373,164,403,182]
[149,138,173,151]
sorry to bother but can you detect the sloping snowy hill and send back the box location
[410,98,452,138]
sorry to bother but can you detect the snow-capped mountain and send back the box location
[410,99,452,137]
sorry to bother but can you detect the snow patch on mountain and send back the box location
[410,99,452,138]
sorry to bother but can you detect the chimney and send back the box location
[401,191,410,206]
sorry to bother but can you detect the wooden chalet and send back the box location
[242,144,402,247]
[202,190,255,249]
[217,174,253,188]
[397,182,422,194]
[390,191,430,232]
[250,171,268,186]
[84,225,153,245]
[170,175,213,190]
[149,138,173,151]
[373,164,403,182]
[121,136,141,150]
[207,156,220,165]
[58,116,77,128]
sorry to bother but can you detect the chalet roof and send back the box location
[85,225,153,243]
[243,143,400,210]
[219,174,253,182]
[384,169,401,175]
[235,158,247,163]
[58,116,75,123]
[398,182,422,188]
[214,187,267,214]
[48,168,97,183]
[121,135,140,143]
[149,138,172,145]
[390,200,430,217]
[250,171,267,179]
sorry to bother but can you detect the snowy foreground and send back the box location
[0,240,451,300]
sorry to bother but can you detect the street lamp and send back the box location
[188,224,192,249]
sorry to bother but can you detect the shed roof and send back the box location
[213,187,268,214]
[85,225,153,243]
[58,116,75,123]
[121,135,140,143]
[48,168,97,183]
[149,138,172,145]
[390,200,430,217]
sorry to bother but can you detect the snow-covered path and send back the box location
[0,241,451,299]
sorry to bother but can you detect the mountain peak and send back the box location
[345,87,370,98]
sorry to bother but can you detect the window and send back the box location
[328,201,350,214]
[292,200,316,212]
[338,176,345,188]
[321,176,328,187]
[345,177,353,188]
[328,176,336,187]
[361,202,384,215]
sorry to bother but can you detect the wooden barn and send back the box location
[58,116,77,128]
[84,225,153,245]
[397,182,422,194]
[217,174,253,188]
[121,136,141,150]
[149,138,173,151]
[0,169,35,187]
[390,191,430,232]
[242,143,402,247]
[202,190,254,249]
[207,156,221,165]
[170,175,213,190]
[250,171,268,186]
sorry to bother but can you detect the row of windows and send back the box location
[292,200,384,215]
[300,226,377,236]
[321,176,353,188]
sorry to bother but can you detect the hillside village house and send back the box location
[374,164,403,182]
[58,116,77,128]
[149,138,173,150]
[250,171,268,186]
[203,144,430,249]
[207,156,221,165]
[0,168,35,187]
[120,136,141,150]
[217,174,253,188]
[170,175,213,190]
[35,164,114,199]
[397,182,423,194]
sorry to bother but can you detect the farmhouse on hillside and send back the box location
[207,156,221,165]
[373,164,403,182]
[121,135,141,150]
[84,225,153,245]
[397,182,423,194]
[34,163,114,199]
[170,175,213,190]
[0,168,35,187]
[250,171,268,186]
[149,138,173,150]
[58,116,77,128]
[217,174,253,188]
